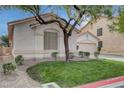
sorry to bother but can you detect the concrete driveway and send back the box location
[99,54,124,62]
[0,56,41,88]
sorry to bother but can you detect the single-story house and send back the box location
[8,13,79,59]
[78,16,124,55]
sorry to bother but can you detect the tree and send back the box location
[0,35,9,47]
[1,5,113,62]
[115,6,124,33]
[108,6,124,33]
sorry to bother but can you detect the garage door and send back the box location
[79,43,97,54]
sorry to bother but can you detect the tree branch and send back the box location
[74,5,80,11]
[65,18,74,29]
[56,16,68,25]
[33,14,66,33]
[67,6,86,36]
[67,20,78,36]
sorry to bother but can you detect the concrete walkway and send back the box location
[99,54,124,62]
[0,56,41,88]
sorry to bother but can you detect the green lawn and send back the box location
[26,59,124,87]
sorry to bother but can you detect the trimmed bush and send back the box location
[69,52,75,59]
[15,55,24,66]
[79,51,84,58]
[84,52,90,58]
[2,63,16,75]
[51,52,59,60]
[94,51,100,58]
[97,47,101,52]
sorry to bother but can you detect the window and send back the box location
[44,32,58,50]
[98,41,103,48]
[97,28,103,36]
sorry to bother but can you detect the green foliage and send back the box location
[73,5,112,24]
[51,52,58,60]
[2,63,16,75]
[78,51,84,58]
[69,52,75,59]
[1,5,41,14]
[109,6,124,33]
[79,51,90,58]
[0,35,9,47]
[84,52,90,58]
[94,52,100,58]
[15,55,24,65]
[63,5,72,18]
[97,47,101,52]
[117,10,124,33]
[27,59,124,87]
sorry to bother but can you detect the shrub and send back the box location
[51,52,58,60]
[94,51,100,58]
[79,51,84,58]
[69,52,75,59]
[2,63,16,75]
[15,55,24,65]
[84,52,90,58]
[1,35,9,47]
[97,47,101,52]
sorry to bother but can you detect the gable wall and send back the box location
[77,33,98,43]
[80,17,124,54]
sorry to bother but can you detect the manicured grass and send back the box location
[27,59,124,87]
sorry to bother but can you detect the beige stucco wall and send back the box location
[77,32,98,43]
[13,20,77,59]
[0,44,2,56]
[77,32,98,54]
[79,17,124,55]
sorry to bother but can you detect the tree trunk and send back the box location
[64,33,69,62]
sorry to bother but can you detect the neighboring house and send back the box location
[77,31,100,54]
[77,16,124,55]
[8,13,78,59]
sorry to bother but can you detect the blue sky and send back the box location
[0,9,33,36]
[0,5,119,36]
[0,6,68,36]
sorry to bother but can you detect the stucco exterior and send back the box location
[8,14,78,59]
[79,17,124,55]
[77,31,99,54]
[0,45,2,56]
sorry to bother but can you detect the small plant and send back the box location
[15,55,24,65]
[94,47,101,59]
[84,52,90,58]
[94,51,100,59]
[2,63,16,75]
[69,52,75,59]
[51,52,58,60]
[0,35,9,47]
[79,51,84,58]
[97,47,101,52]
